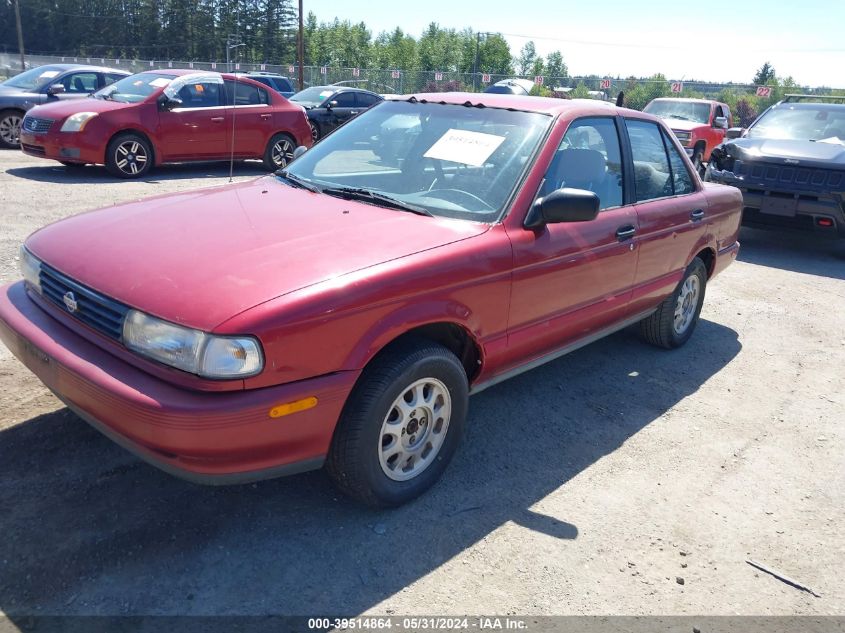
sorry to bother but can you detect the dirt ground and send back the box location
[0,150,843,619]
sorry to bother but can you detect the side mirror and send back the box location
[726,127,745,139]
[47,84,65,96]
[292,146,308,160]
[713,116,728,129]
[159,95,182,110]
[524,188,600,229]
[327,100,338,109]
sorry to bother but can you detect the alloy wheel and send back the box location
[114,140,148,176]
[0,113,22,147]
[673,275,700,334]
[272,138,294,168]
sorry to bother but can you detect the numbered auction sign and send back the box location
[168,61,173,68]
[756,86,772,98]
[320,66,327,75]
[260,64,266,71]
[534,75,544,86]
[189,62,194,69]
[289,65,295,74]
[482,73,491,83]
[352,68,360,77]
[211,62,217,69]
[670,81,683,93]
[392,70,401,79]
[600,79,611,89]
[235,63,240,70]
[149,60,154,67]
[435,72,443,81]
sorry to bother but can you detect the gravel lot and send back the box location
[0,150,843,619]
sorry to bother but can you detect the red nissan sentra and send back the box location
[0,94,742,507]
[18,69,312,177]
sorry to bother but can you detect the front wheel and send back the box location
[639,257,708,349]
[309,121,320,142]
[105,133,152,178]
[326,340,469,508]
[0,110,23,149]
[262,133,295,171]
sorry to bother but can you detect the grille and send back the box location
[22,116,54,133]
[21,143,45,156]
[736,161,845,190]
[39,265,130,340]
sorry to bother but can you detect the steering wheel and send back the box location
[419,188,494,211]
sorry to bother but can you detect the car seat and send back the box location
[73,77,86,93]
[542,148,607,200]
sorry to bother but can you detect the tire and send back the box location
[640,257,708,349]
[691,146,705,177]
[105,133,152,178]
[309,120,320,142]
[326,340,469,508]
[0,109,23,149]
[262,132,296,171]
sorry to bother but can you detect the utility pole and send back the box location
[297,0,304,90]
[13,0,25,72]
[472,32,481,92]
[226,34,244,72]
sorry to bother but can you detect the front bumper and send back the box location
[708,168,845,237]
[0,282,358,484]
[19,130,105,165]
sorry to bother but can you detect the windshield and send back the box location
[644,100,711,124]
[94,72,173,103]
[283,100,551,221]
[2,66,66,91]
[747,105,845,143]
[290,87,335,106]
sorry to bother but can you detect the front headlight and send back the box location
[123,310,263,379]
[60,112,98,132]
[19,245,42,294]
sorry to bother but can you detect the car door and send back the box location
[506,116,640,361]
[324,90,358,133]
[224,79,272,158]
[625,118,708,314]
[157,77,227,160]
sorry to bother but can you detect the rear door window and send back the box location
[332,92,357,107]
[660,128,695,195]
[626,119,673,202]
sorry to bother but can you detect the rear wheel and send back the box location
[262,133,295,171]
[640,257,708,349]
[326,340,469,508]
[0,110,23,149]
[105,133,152,178]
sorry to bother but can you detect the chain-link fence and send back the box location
[3,53,843,121]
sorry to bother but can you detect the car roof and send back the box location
[306,85,380,95]
[29,63,129,73]
[398,92,651,120]
[771,101,845,111]
[649,97,718,104]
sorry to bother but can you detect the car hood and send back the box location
[724,137,845,167]
[26,177,489,331]
[25,97,137,120]
[0,85,36,102]
[662,118,707,132]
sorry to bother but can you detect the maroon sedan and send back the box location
[0,93,742,506]
[18,70,312,177]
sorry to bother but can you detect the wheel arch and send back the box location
[105,128,157,165]
[693,246,716,278]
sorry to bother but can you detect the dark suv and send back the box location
[706,95,845,238]
[289,86,383,141]
[0,64,129,148]
[245,72,295,98]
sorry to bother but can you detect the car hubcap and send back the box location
[272,139,294,167]
[0,114,22,146]
[115,141,147,175]
[673,275,700,334]
[378,377,451,482]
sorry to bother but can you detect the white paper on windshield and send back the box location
[38,70,60,79]
[149,77,172,88]
[423,128,506,166]
[319,90,333,98]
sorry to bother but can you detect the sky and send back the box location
[312,0,845,87]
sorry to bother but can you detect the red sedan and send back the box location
[1,93,742,506]
[18,70,312,177]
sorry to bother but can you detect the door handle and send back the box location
[260,113,272,119]
[616,225,636,241]
[350,110,359,115]
[210,116,224,122]
[690,209,705,222]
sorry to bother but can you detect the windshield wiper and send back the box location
[276,170,321,192]
[320,186,434,217]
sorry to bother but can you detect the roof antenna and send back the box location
[227,31,245,183]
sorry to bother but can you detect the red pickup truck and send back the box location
[644,98,733,173]
[0,94,742,507]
